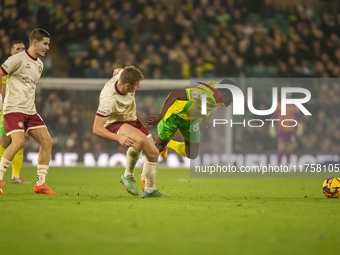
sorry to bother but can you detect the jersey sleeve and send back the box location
[1,55,22,75]
[186,87,204,102]
[185,88,190,100]
[96,94,116,117]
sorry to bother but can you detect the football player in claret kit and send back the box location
[0,28,56,194]
[270,99,303,165]
[0,40,30,184]
[145,79,234,161]
[93,66,168,197]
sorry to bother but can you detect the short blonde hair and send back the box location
[120,66,144,85]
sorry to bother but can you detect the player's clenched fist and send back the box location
[118,135,134,147]
[113,68,123,77]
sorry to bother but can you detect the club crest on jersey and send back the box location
[191,91,201,98]
[18,122,24,128]
[25,63,30,69]
[38,66,42,73]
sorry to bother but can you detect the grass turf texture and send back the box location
[0,167,339,255]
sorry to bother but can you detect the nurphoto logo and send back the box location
[200,84,312,128]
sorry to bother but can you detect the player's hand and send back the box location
[113,68,123,77]
[118,135,134,147]
[146,114,163,126]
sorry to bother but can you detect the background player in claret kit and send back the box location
[270,97,303,165]
[144,79,235,161]
[0,28,56,194]
[0,40,30,184]
[93,66,168,198]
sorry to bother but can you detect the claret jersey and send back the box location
[96,69,137,127]
[0,50,43,115]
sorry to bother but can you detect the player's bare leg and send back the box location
[2,132,25,162]
[155,136,169,159]
[119,124,168,197]
[28,127,56,194]
[0,134,28,184]
[0,132,25,194]
[118,124,149,195]
[0,133,29,184]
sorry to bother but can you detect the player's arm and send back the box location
[1,55,20,105]
[93,115,134,147]
[146,90,187,126]
[0,68,6,105]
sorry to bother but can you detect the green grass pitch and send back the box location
[0,167,339,255]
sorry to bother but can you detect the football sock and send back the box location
[168,140,187,157]
[0,145,5,159]
[0,157,11,181]
[12,147,24,178]
[36,165,49,186]
[124,147,141,178]
[143,159,157,193]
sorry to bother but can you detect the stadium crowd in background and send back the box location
[1,0,340,159]
[1,0,340,79]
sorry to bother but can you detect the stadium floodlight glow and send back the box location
[201,84,312,116]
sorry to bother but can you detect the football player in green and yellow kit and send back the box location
[139,79,235,190]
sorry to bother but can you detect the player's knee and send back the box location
[134,135,147,149]
[41,136,53,149]
[145,146,159,161]
[12,139,25,150]
[155,140,168,152]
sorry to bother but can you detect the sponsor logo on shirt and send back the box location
[97,110,109,116]
[191,91,201,98]
[38,66,42,73]
[22,77,37,85]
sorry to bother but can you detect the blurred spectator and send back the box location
[36,0,50,30]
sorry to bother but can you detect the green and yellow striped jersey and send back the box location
[164,81,223,121]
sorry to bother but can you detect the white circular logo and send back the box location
[18,122,24,128]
